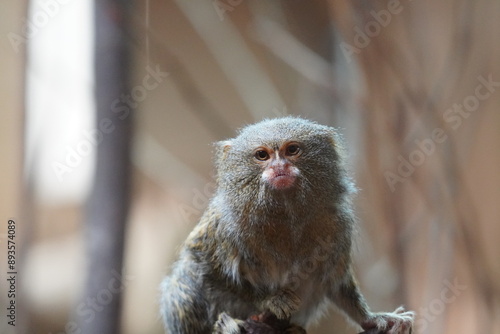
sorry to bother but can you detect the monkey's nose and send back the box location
[262,164,299,190]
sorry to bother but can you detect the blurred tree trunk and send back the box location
[80,1,132,333]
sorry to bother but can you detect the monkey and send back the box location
[160,117,414,334]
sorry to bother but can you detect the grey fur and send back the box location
[160,117,414,334]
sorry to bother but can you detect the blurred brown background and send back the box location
[1,0,499,333]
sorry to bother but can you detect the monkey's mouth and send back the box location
[264,171,297,190]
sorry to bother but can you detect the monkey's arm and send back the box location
[330,267,414,333]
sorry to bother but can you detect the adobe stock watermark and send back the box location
[176,105,288,223]
[48,269,134,334]
[51,64,169,182]
[8,0,73,53]
[385,74,500,192]
[270,105,288,118]
[212,0,243,21]
[288,233,334,291]
[415,278,467,332]
[177,174,217,224]
[175,103,287,223]
[339,0,411,63]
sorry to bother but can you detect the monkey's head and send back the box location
[214,117,354,209]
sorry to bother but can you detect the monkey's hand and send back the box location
[213,311,307,334]
[361,306,415,334]
[262,289,301,320]
[213,312,244,334]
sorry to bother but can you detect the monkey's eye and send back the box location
[255,150,270,161]
[286,144,301,156]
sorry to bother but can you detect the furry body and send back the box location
[160,117,414,334]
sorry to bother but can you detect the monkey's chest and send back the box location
[238,249,331,320]
[239,234,328,290]
[236,216,335,294]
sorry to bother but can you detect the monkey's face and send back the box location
[253,141,302,190]
[215,117,345,199]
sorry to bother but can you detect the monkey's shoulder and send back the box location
[184,205,220,252]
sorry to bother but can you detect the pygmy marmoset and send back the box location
[160,117,414,333]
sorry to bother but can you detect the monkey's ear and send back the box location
[215,140,232,165]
